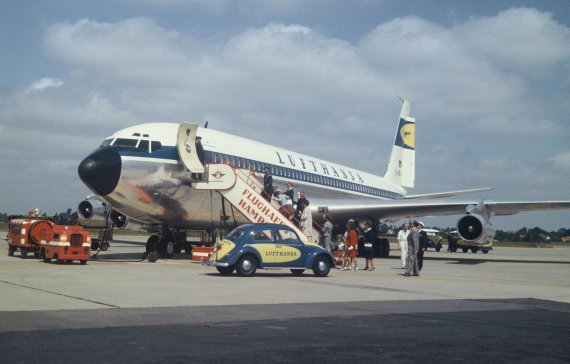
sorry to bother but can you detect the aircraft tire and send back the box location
[159,239,175,259]
[146,235,160,255]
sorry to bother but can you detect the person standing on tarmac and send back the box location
[404,220,421,276]
[344,219,359,271]
[357,221,375,271]
[418,222,428,271]
[397,223,410,269]
[320,214,334,252]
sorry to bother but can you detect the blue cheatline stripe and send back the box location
[117,147,402,200]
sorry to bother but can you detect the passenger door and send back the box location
[176,122,205,174]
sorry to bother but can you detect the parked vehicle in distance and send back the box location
[447,231,493,254]
[208,224,335,277]
[421,228,443,252]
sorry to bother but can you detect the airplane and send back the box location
[77,98,570,258]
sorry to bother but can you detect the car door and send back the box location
[273,228,305,268]
[250,228,278,267]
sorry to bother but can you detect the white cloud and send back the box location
[27,77,64,92]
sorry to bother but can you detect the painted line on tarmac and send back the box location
[0,279,120,309]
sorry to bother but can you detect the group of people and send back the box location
[263,167,428,276]
[397,220,428,277]
[339,220,376,271]
[262,167,327,245]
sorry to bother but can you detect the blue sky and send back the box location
[0,0,569,230]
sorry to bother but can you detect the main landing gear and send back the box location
[143,226,197,262]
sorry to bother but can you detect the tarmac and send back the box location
[1,236,569,363]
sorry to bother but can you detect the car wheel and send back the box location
[312,255,331,277]
[471,247,478,253]
[462,248,469,253]
[8,246,15,256]
[482,250,489,254]
[216,266,235,276]
[290,269,305,276]
[236,255,257,277]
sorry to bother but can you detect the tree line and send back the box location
[1,211,568,243]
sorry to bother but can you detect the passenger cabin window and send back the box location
[100,139,113,147]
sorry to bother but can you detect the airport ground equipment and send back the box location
[7,217,54,257]
[447,233,492,254]
[40,225,91,264]
[194,163,321,244]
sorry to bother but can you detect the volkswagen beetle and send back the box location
[208,224,334,277]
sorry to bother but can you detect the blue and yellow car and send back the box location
[208,224,335,277]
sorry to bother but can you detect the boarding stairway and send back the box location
[193,163,320,243]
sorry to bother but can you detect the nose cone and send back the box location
[78,148,122,196]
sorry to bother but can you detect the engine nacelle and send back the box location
[109,210,147,231]
[77,198,111,228]
[456,202,495,244]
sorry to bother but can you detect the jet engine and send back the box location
[77,198,111,228]
[109,210,147,231]
[456,202,496,245]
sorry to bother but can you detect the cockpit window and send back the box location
[113,138,138,147]
[138,140,149,153]
[151,141,162,152]
[100,139,113,147]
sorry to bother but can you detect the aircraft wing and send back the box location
[314,199,570,223]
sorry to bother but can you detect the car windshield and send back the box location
[225,227,246,242]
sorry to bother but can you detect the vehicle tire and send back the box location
[436,247,441,252]
[8,246,15,256]
[312,255,331,277]
[462,248,469,253]
[236,255,257,277]
[20,250,27,258]
[482,250,489,254]
[471,247,478,253]
[80,260,88,265]
[290,269,305,276]
[43,257,51,263]
[216,266,235,276]
[66,260,73,264]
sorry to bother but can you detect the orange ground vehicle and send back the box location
[40,225,91,265]
[7,216,91,264]
[7,217,54,257]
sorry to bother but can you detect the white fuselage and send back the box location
[84,123,407,228]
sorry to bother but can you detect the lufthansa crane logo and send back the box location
[211,170,226,180]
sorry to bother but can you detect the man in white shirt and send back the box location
[397,223,409,269]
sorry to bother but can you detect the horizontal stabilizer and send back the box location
[403,188,494,200]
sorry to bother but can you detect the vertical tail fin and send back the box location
[384,98,415,188]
